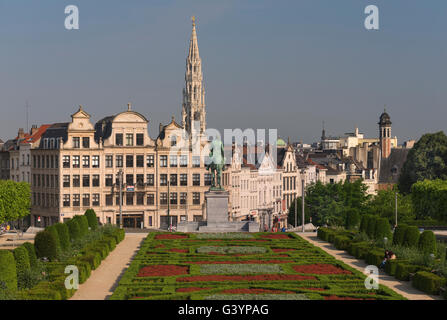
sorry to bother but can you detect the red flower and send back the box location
[169,249,189,253]
[221,288,295,294]
[185,260,292,264]
[176,274,316,282]
[272,248,295,252]
[293,264,352,275]
[137,265,189,277]
[260,234,290,239]
[176,287,211,292]
[324,295,375,300]
[155,234,188,240]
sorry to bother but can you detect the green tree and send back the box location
[300,180,369,227]
[367,186,414,225]
[287,197,311,227]
[399,132,447,193]
[0,180,31,224]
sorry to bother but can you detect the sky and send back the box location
[1,0,446,144]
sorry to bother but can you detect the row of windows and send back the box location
[32,155,59,169]
[60,192,201,207]
[283,176,296,191]
[32,193,60,208]
[60,173,212,188]
[61,154,202,169]
[33,174,59,188]
[114,133,145,147]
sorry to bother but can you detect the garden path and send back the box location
[70,232,147,300]
[297,232,442,300]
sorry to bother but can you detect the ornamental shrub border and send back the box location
[110,232,404,300]
[0,212,125,300]
[317,227,447,298]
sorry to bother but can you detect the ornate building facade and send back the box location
[29,20,210,229]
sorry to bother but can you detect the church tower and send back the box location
[182,16,206,137]
[379,108,392,159]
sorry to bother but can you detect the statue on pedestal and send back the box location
[206,137,225,190]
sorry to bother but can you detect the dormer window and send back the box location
[126,133,134,146]
[82,137,90,148]
[171,135,177,147]
[136,134,144,146]
[115,134,123,146]
[73,137,80,149]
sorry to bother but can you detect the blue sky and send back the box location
[1,0,446,144]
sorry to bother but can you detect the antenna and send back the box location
[25,100,30,133]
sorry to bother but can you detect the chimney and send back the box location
[18,128,25,139]
[30,125,38,136]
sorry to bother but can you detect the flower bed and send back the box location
[137,265,189,277]
[110,232,405,300]
[293,264,352,275]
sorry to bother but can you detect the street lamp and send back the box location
[395,191,398,228]
[300,169,306,233]
[118,169,123,229]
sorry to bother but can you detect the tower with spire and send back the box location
[379,107,392,159]
[182,16,207,137]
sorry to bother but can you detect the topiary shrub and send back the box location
[366,216,378,239]
[333,235,351,251]
[359,215,369,233]
[0,250,18,291]
[403,226,420,248]
[418,230,437,254]
[54,223,70,251]
[84,209,98,231]
[366,249,385,266]
[395,263,430,281]
[412,271,446,295]
[45,225,61,255]
[385,259,408,276]
[392,224,408,246]
[34,230,58,261]
[345,208,360,230]
[66,219,81,241]
[73,215,89,237]
[79,251,102,270]
[374,218,392,241]
[13,246,30,277]
[22,242,38,269]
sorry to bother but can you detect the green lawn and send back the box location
[110,232,405,300]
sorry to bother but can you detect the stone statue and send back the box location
[206,137,225,190]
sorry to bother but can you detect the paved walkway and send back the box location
[70,232,147,300]
[297,232,443,300]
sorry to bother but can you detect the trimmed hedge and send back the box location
[45,225,61,255]
[72,215,89,237]
[395,263,430,281]
[403,226,420,247]
[22,242,38,269]
[0,250,17,291]
[85,209,98,231]
[333,235,351,251]
[366,249,384,266]
[55,223,70,251]
[392,224,408,246]
[385,259,409,276]
[13,246,31,277]
[366,216,378,239]
[34,230,58,261]
[418,230,437,254]
[345,208,360,230]
[317,227,333,242]
[374,218,392,241]
[66,219,81,241]
[412,271,446,295]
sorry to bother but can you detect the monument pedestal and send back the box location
[177,189,259,233]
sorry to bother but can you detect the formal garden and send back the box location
[0,209,125,300]
[110,232,405,300]
[317,215,447,298]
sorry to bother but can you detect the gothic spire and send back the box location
[188,16,200,62]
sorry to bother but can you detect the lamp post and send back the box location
[301,169,306,233]
[118,169,123,229]
[395,191,398,228]
[167,179,171,232]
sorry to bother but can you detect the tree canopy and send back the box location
[399,131,447,193]
[289,180,370,227]
[0,180,31,224]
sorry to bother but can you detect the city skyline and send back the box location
[1,0,447,144]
